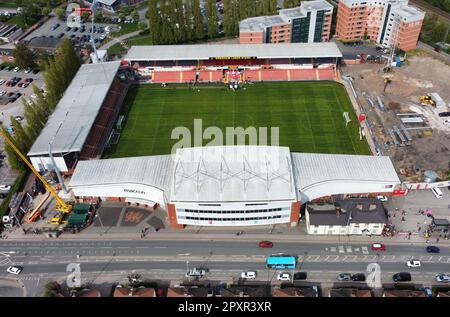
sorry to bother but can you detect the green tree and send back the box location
[119,12,126,21]
[193,0,204,40]
[1,126,25,171]
[12,43,34,69]
[95,11,103,22]
[255,0,263,16]
[138,21,147,31]
[22,100,44,140]
[82,11,91,23]
[42,7,52,17]
[55,8,65,21]
[223,0,234,36]
[10,117,32,153]
[206,0,219,38]
[132,10,140,22]
[148,0,161,44]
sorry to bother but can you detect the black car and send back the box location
[351,273,366,282]
[439,112,450,117]
[32,69,40,74]
[293,272,307,280]
[58,33,64,38]
[393,272,411,282]
[72,27,79,32]
[426,246,440,253]
[65,26,71,32]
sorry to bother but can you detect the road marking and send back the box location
[361,247,368,254]
[354,248,360,252]
[346,246,352,253]
[338,246,344,253]
[330,247,336,252]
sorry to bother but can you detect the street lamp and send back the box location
[95,214,106,235]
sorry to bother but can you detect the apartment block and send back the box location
[239,0,333,44]
[335,0,425,51]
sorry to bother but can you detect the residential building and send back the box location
[113,287,156,297]
[305,199,388,235]
[383,290,427,297]
[273,287,318,297]
[167,286,213,297]
[437,292,450,298]
[240,0,333,44]
[216,285,271,297]
[335,0,425,51]
[0,22,23,44]
[329,288,372,297]
[76,288,102,297]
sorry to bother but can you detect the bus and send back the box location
[266,255,297,269]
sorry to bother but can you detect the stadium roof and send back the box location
[69,155,174,193]
[125,43,343,61]
[28,61,121,156]
[170,146,297,203]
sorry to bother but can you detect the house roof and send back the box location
[383,290,426,297]
[437,292,450,298]
[273,287,318,297]
[76,288,101,297]
[218,285,270,297]
[307,199,388,226]
[167,287,209,297]
[113,287,155,297]
[329,288,372,297]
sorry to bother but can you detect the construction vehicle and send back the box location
[420,94,436,106]
[0,129,73,216]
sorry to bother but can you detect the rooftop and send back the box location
[170,146,297,203]
[113,287,155,297]
[383,290,426,297]
[273,287,318,297]
[69,155,174,194]
[0,23,19,37]
[125,43,343,61]
[307,199,388,226]
[330,288,372,297]
[28,61,121,156]
[26,36,62,49]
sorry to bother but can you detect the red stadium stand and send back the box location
[318,67,336,80]
[290,69,317,81]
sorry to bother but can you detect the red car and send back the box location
[370,243,386,251]
[259,241,273,248]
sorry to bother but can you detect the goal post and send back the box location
[343,112,351,126]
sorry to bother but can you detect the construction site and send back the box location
[342,52,450,183]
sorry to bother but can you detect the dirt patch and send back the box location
[342,55,450,174]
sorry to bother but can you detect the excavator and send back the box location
[0,129,73,225]
[419,94,436,106]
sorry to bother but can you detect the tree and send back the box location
[1,126,25,171]
[95,11,103,23]
[138,21,147,31]
[18,3,41,27]
[43,281,61,297]
[148,0,161,44]
[42,7,52,17]
[12,43,34,69]
[22,100,44,140]
[82,11,91,23]
[55,8,65,21]
[193,0,204,40]
[132,10,140,22]
[255,0,263,16]
[36,49,51,71]
[206,0,219,38]
[118,12,126,21]
[10,117,32,153]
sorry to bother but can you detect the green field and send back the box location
[104,82,370,158]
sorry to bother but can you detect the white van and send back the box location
[431,187,443,199]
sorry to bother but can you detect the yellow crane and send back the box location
[0,129,72,214]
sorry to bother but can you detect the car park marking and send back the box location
[354,248,360,252]
[346,246,352,253]
[361,246,369,254]
[338,246,345,253]
[330,247,337,252]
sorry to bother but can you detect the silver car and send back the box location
[435,274,450,283]
[338,273,352,281]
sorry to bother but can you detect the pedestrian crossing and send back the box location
[327,245,369,255]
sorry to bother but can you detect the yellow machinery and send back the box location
[0,129,73,217]
[420,95,436,106]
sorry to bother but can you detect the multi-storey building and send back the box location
[335,0,425,51]
[239,0,334,44]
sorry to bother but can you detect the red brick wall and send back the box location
[167,203,184,229]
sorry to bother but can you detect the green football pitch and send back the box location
[103,82,371,158]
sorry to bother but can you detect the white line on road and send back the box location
[338,246,344,253]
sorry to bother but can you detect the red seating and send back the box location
[290,69,317,81]
[318,68,335,80]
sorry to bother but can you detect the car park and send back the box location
[277,272,291,281]
[337,273,352,281]
[351,273,366,281]
[240,271,257,279]
[435,274,450,283]
[293,272,307,280]
[426,246,440,253]
[370,243,386,251]
[406,259,421,267]
[393,272,411,282]
[259,241,273,248]
[6,266,22,275]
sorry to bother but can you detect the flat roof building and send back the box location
[335,0,425,51]
[240,0,334,44]
[0,22,23,43]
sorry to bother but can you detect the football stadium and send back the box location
[28,43,402,229]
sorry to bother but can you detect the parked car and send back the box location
[423,287,433,297]
[438,112,450,117]
[185,268,206,278]
[24,67,32,73]
[259,241,273,248]
[293,272,307,280]
[13,67,19,72]
[0,64,6,71]
[0,79,4,85]
[337,273,352,281]
[0,185,11,191]
[393,272,411,282]
[435,274,450,283]
[15,115,24,122]
[376,195,388,201]
[431,187,443,199]
[6,266,22,275]
[0,91,5,97]
[240,271,257,279]
[58,32,64,38]
[426,246,440,253]
[32,69,40,74]
[277,272,291,281]
[351,273,366,281]
[52,23,60,30]
[370,243,386,251]
[444,119,450,126]
[5,65,13,71]
[406,259,421,268]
